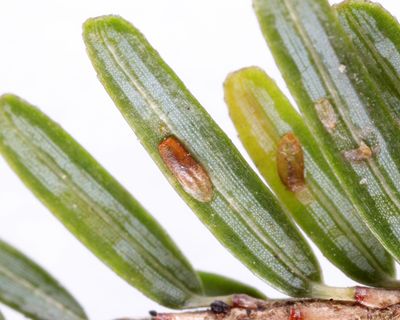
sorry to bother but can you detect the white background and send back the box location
[0,0,399,319]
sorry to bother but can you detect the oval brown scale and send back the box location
[158,136,213,203]
[277,133,305,193]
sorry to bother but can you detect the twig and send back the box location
[115,288,400,320]
[153,300,400,320]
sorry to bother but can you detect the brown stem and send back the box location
[116,287,400,320]
[155,302,400,320]
[153,298,400,320]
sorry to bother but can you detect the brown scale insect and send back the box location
[343,141,372,163]
[158,136,213,203]
[277,133,306,193]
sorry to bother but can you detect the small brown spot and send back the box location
[343,141,372,162]
[158,136,213,202]
[315,98,337,132]
[277,133,306,193]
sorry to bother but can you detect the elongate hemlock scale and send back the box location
[277,133,305,193]
[158,136,213,203]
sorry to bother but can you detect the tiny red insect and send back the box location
[158,136,213,203]
[289,306,303,320]
[354,287,367,304]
